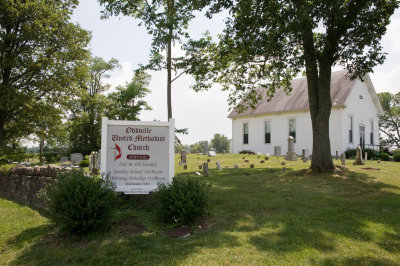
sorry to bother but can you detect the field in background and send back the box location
[1,154,400,265]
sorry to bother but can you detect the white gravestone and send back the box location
[274,146,281,157]
[70,153,83,165]
[285,137,297,161]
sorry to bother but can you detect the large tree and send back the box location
[107,70,152,121]
[184,0,398,171]
[378,92,400,149]
[68,57,119,155]
[0,0,90,149]
[98,0,195,120]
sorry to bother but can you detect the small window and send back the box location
[359,95,363,100]
[243,123,249,144]
[289,119,296,142]
[265,121,271,144]
[349,116,353,143]
[370,120,374,145]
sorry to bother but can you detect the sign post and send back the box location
[101,117,174,194]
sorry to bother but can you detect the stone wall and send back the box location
[0,165,71,208]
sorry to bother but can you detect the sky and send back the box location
[71,1,400,146]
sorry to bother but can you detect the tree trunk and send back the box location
[301,23,334,172]
[166,0,174,120]
[39,139,45,163]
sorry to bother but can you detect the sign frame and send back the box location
[100,117,175,194]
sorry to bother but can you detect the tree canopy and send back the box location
[184,0,398,171]
[107,70,152,121]
[0,0,91,149]
[378,92,400,149]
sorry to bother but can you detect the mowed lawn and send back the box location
[1,154,400,265]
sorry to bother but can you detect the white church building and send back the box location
[228,70,383,155]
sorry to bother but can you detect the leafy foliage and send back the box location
[106,70,152,120]
[0,0,90,148]
[211,133,230,153]
[379,152,390,161]
[41,171,118,234]
[378,92,400,149]
[345,148,378,159]
[68,57,119,155]
[183,0,398,171]
[156,177,211,225]
[190,141,205,154]
[79,160,89,168]
[99,0,196,119]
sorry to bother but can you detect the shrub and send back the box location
[79,160,89,168]
[40,170,118,234]
[379,152,390,161]
[345,149,356,159]
[393,153,400,162]
[43,152,60,163]
[345,148,377,159]
[156,177,211,225]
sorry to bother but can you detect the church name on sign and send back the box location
[101,118,175,194]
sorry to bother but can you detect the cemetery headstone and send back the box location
[341,153,346,166]
[234,164,239,169]
[89,155,93,171]
[274,146,282,157]
[301,148,309,161]
[216,162,222,170]
[265,156,269,160]
[260,160,265,163]
[208,150,216,157]
[59,156,68,162]
[336,151,339,160]
[183,165,187,170]
[285,137,297,161]
[180,150,187,165]
[202,163,209,177]
[199,165,202,169]
[250,164,254,168]
[91,152,99,174]
[354,146,364,165]
[70,153,83,165]
[203,141,209,155]
[365,152,368,162]
[207,159,211,162]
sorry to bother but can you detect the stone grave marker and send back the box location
[180,150,187,165]
[301,148,309,161]
[183,165,188,170]
[250,164,254,168]
[341,153,346,166]
[202,163,209,177]
[336,151,339,160]
[354,146,364,165]
[89,155,93,171]
[234,164,239,169]
[274,146,281,157]
[365,152,368,162]
[285,137,297,161]
[207,159,211,162]
[91,151,100,174]
[199,165,202,169]
[70,153,83,165]
[216,162,222,170]
[59,156,68,162]
[203,141,209,155]
[208,150,216,157]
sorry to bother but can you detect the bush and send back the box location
[40,170,118,234]
[393,153,400,162]
[156,177,211,225]
[345,148,378,159]
[79,160,89,168]
[345,149,356,159]
[43,152,60,163]
[379,152,390,161]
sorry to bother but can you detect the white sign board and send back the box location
[101,117,174,194]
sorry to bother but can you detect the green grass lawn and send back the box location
[1,154,400,265]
